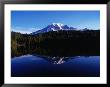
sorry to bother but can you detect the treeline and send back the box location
[11,30,100,57]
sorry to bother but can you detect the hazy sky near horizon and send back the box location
[11,11,100,33]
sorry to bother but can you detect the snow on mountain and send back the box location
[31,23,77,35]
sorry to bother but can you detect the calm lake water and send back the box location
[11,55,100,77]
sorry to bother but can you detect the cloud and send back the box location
[12,27,40,34]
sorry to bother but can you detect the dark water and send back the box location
[11,55,100,77]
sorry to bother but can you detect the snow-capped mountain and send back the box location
[31,23,76,35]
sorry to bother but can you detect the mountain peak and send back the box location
[51,23,64,27]
[31,23,77,35]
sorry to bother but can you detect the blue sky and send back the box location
[11,11,100,33]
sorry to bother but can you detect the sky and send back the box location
[11,11,100,34]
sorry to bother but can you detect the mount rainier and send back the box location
[31,23,77,35]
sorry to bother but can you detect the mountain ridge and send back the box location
[31,23,77,35]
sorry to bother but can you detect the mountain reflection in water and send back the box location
[11,55,100,77]
[33,55,73,64]
[32,55,89,64]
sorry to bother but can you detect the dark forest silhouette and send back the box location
[11,30,100,58]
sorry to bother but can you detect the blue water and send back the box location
[11,55,100,77]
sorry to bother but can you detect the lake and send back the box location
[11,55,100,77]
